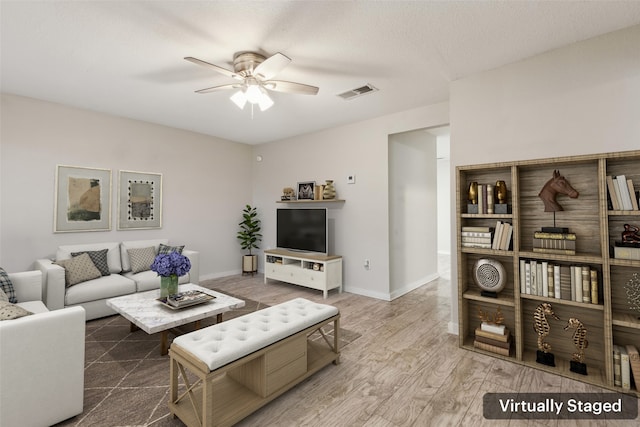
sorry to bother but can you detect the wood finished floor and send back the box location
[205,263,639,427]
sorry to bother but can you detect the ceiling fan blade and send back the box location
[184,57,242,80]
[264,80,319,95]
[253,53,291,80]
[195,83,241,94]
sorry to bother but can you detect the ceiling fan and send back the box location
[185,52,319,111]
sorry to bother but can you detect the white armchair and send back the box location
[0,270,86,427]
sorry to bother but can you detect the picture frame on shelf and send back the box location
[297,181,315,200]
[117,170,162,230]
[54,165,112,233]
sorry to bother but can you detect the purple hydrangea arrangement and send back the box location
[150,251,191,277]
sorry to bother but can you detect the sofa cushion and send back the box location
[0,300,33,320]
[16,300,49,314]
[71,249,110,276]
[0,268,17,303]
[128,246,156,273]
[55,253,102,287]
[158,243,184,255]
[58,242,122,274]
[120,239,168,272]
[65,274,136,306]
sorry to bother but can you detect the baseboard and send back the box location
[448,321,459,335]
[199,269,242,282]
[389,273,439,300]
[343,286,393,301]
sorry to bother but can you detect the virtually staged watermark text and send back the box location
[483,393,637,420]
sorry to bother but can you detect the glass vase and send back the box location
[161,274,179,298]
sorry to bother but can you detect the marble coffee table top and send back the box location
[106,283,245,334]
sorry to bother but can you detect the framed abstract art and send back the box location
[117,170,162,230]
[54,165,112,232]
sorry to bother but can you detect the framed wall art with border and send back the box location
[54,165,112,233]
[117,170,162,230]
[297,181,315,200]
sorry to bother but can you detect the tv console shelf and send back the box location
[276,199,345,203]
[264,249,342,299]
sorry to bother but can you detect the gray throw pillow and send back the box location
[0,267,17,303]
[55,253,102,287]
[158,243,185,255]
[71,249,110,276]
[128,246,157,274]
[0,300,33,320]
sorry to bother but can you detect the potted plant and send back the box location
[237,204,262,275]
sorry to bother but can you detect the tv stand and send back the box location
[264,249,342,299]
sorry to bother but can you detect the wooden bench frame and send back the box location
[169,313,340,427]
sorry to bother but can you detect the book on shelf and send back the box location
[487,184,494,214]
[627,179,639,210]
[614,345,622,387]
[560,266,572,301]
[613,245,640,261]
[474,327,511,343]
[480,321,505,335]
[520,261,598,304]
[607,176,622,211]
[533,231,577,240]
[553,264,561,299]
[541,261,549,297]
[532,238,576,251]
[546,262,555,298]
[581,266,591,304]
[573,266,583,303]
[461,236,493,244]
[519,260,526,294]
[474,339,510,356]
[461,242,493,249]
[492,220,503,250]
[462,226,494,233]
[620,345,631,390]
[626,344,640,391]
[474,334,511,349]
[532,247,576,255]
[590,270,598,304]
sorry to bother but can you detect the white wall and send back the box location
[449,24,640,334]
[388,130,438,299]
[0,94,253,276]
[437,134,451,257]
[252,102,449,300]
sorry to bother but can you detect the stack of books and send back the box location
[533,229,576,255]
[492,221,513,251]
[519,260,599,304]
[613,241,640,261]
[607,175,639,211]
[461,226,494,249]
[473,322,511,356]
[613,344,640,391]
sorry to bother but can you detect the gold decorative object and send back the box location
[323,180,336,199]
[495,180,507,204]
[468,181,478,204]
[478,306,504,325]
[564,317,588,364]
[533,302,559,353]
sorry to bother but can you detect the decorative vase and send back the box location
[161,274,179,297]
[323,180,336,199]
[468,181,478,204]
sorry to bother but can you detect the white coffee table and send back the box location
[106,283,245,355]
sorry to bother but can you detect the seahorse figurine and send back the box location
[564,317,588,364]
[533,303,560,353]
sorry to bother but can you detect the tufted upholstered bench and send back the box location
[168,298,340,427]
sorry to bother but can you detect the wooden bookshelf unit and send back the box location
[457,149,640,395]
[264,249,342,299]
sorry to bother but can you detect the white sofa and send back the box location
[35,239,200,320]
[0,270,86,427]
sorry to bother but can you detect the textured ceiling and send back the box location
[2,1,640,144]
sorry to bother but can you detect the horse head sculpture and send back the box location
[538,170,579,212]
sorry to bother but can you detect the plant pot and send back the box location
[242,255,258,275]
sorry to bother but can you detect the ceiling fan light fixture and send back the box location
[258,91,274,111]
[245,84,263,104]
[230,90,247,109]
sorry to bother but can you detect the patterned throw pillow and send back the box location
[0,288,8,302]
[0,267,17,303]
[71,249,110,276]
[158,243,185,255]
[0,300,33,320]
[55,253,102,287]
[128,246,157,274]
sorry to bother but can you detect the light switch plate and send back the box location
[347,174,356,184]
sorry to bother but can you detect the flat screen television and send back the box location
[276,208,328,255]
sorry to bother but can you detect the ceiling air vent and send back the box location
[337,84,378,100]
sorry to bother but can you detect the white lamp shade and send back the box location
[230,90,247,109]
[258,92,274,111]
